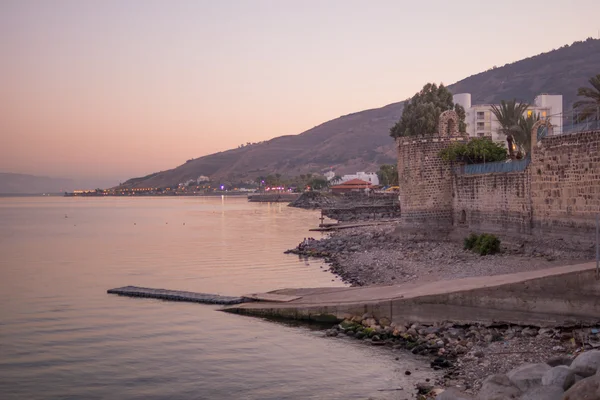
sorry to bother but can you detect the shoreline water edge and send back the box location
[284,222,600,399]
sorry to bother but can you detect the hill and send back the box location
[0,173,75,194]
[120,38,600,189]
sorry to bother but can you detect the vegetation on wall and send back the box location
[438,138,508,164]
[376,164,399,186]
[464,233,501,256]
[390,83,466,138]
[574,74,600,121]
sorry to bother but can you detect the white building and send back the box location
[453,93,563,144]
[339,172,379,186]
[324,170,336,181]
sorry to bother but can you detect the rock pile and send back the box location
[288,191,338,209]
[434,350,600,399]
[325,315,600,399]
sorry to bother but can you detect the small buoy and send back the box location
[183,223,185,225]
[65,215,68,218]
[134,223,136,225]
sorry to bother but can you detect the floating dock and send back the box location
[107,286,247,305]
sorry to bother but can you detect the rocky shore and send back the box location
[286,224,592,287]
[285,223,597,398]
[325,314,600,399]
[288,191,338,209]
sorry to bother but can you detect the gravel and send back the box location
[287,223,592,287]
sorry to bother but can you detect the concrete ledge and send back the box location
[224,263,600,327]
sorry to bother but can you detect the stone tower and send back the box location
[396,110,467,230]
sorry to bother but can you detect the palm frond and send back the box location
[574,74,600,122]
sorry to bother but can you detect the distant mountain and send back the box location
[0,173,74,194]
[0,173,119,194]
[120,38,600,189]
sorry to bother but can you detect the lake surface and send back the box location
[0,196,431,399]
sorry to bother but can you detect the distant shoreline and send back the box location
[0,192,252,198]
[62,192,251,198]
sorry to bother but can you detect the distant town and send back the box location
[64,170,399,197]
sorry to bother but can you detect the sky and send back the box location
[1,0,598,183]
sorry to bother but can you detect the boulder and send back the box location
[562,373,600,399]
[547,356,573,367]
[436,388,474,399]
[571,350,600,377]
[519,385,563,400]
[506,363,551,392]
[477,374,521,400]
[541,365,576,390]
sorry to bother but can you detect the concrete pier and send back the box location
[107,286,247,305]
[224,262,600,327]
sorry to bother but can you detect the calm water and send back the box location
[0,197,430,399]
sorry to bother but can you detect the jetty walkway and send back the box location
[108,262,600,327]
[223,262,600,327]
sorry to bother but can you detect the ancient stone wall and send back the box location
[531,130,600,239]
[397,136,467,229]
[453,169,532,235]
[397,108,600,242]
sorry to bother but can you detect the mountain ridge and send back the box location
[120,38,600,189]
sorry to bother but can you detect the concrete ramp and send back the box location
[242,293,302,302]
[224,262,600,327]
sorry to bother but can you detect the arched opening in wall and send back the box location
[447,118,456,136]
[460,210,466,224]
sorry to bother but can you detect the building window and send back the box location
[477,122,485,130]
[477,112,485,120]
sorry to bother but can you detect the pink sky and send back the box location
[1,0,598,182]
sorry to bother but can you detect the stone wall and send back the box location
[397,136,467,228]
[453,169,532,235]
[322,205,401,222]
[397,122,600,242]
[531,130,600,239]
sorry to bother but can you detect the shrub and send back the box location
[463,233,501,256]
[464,233,479,250]
[439,138,508,164]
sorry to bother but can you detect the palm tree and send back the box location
[491,99,530,159]
[573,74,600,122]
[515,113,540,155]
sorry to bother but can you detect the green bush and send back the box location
[463,233,501,256]
[476,233,501,255]
[439,138,508,164]
[463,233,479,250]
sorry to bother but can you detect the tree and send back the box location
[308,176,328,191]
[390,83,466,138]
[515,113,540,155]
[376,164,399,186]
[573,74,600,122]
[490,99,529,159]
[331,175,343,185]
